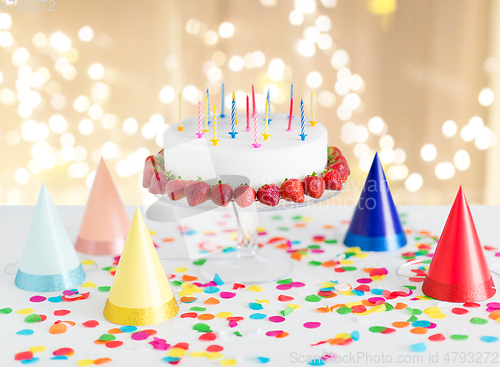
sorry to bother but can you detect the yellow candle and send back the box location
[210,105,220,146]
[309,91,317,126]
[178,93,183,131]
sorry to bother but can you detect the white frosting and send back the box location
[163,113,328,188]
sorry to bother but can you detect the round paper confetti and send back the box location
[29,296,47,303]
[410,343,426,352]
[303,322,321,329]
[480,336,499,343]
[269,316,285,323]
[16,329,34,335]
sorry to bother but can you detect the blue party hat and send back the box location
[15,184,85,292]
[343,153,407,252]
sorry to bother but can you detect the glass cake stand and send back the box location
[147,183,346,284]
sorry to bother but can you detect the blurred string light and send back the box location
[78,26,94,42]
[442,120,457,138]
[219,22,234,38]
[454,150,470,171]
[435,162,455,180]
[369,0,397,15]
[405,173,423,192]
[478,87,494,106]
[420,144,437,161]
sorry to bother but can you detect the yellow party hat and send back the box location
[103,207,178,325]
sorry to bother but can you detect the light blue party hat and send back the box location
[15,184,85,292]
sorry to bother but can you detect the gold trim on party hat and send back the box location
[103,298,178,326]
[103,207,178,325]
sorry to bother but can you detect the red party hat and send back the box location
[422,187,495,302]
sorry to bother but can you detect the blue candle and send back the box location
[228,93,238,138]
[299,98,307,141]
[221,83,226,117]
[267,88,272,123]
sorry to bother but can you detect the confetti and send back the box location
[53,347,74,356]
[131,331,150,340]
[175,267,189,273]
[0,307,13,314]
[205,297,220,305]
[105,341,123,348]
[450,334,468,340]
[98,286,111,292]
[82,320,99,328]
[120,326,137,333]
[220,359,237,366]
[470,317,488,325]
[49,324,67,334]
[410,343,426,352]
[198,314,215,321]
[480,336,499,343]
[81,281,97,287]
[17,308,34,315]
[269,316,285,323]
[428,333,445,341]
[220,292,236,299]
[248,285,263,292]
[29,296,46,303]
[451,308,468,315]
[24,314,42,323]
[305,295,322,302]
[303,322,321,329]
[16,329,34,335]
[199,332,216,341]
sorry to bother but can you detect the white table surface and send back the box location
[1,205,500,367]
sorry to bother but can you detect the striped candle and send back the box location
[252,112,261,148]
[228,92,238,138]
[262,97,270,141]
[267,88,272,123]
[210,105,219,146]
[299,99,307,141]
[233,90,238,125]
[252,84,256,116]
[195,99,203,138]
[204,89,209,132]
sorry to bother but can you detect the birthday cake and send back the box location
[143,103,349,207]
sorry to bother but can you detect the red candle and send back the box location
[252,84,256,116]
[246,95,250,131]
[287,97,293,131]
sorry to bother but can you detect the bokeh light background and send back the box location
[1,0,499,205]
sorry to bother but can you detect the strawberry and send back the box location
[327,161,350,182]
[234,184,256,208]
[322,169,342,190]
[280,178,305,203]
[210,181,233,207]
[327,146,348,166]
[184,179,210,207]
[142,156,155,188]
[148,171,168,195]
[301,172,325,199]
[166,178,186,200]
[256,184,280,206]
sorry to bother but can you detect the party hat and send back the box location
[422,187,495,302]
[15,184,85,292]
[103,208,179,325]
[344,152,407,251]
[76,157,129,255]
